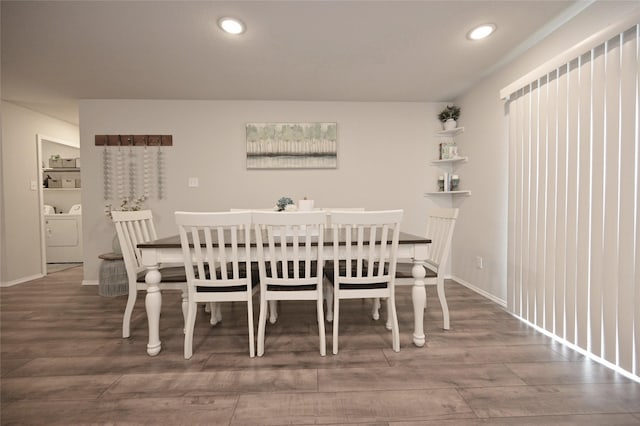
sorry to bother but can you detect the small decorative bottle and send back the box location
[450,174,460,191]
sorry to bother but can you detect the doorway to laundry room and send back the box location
[37,134,83,275]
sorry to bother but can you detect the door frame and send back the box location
[36,134,79,275]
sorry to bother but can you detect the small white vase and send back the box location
[443,119,457,131]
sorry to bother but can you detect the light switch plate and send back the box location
[188,177,199,188]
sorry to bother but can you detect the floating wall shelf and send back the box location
[436,127,465,137]
[425,190,472,196]
[431,156,468,165]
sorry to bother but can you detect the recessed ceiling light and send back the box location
[468,24,496,40]
[218,17,245,35]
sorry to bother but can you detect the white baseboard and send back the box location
[450,275,507,308]
[0,273,45,288]
[82,280,99,286]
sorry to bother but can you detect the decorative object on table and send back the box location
[246,122,337,169]
[275,196,296,211]
[298,197,314,211]
[450,174,460,191]
[438,105,461,130]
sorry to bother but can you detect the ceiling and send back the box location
[2,1,580,125]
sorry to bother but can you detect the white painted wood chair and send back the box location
[175,211,258,359]
[326,210,403,354]
[112,210,188,339]
[321,208,365,321]
[252,211,327,356]
[391,208,459,330]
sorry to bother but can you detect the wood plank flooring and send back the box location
[2,266,639,425]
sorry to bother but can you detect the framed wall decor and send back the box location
[246,122,337,169]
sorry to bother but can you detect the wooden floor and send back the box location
[1,267,639,425]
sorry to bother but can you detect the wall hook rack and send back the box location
[98,134,170,202]
[94,134,173,146]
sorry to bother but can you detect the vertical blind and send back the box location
[505,25,638,377]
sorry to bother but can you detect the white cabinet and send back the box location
[425,127,471,197]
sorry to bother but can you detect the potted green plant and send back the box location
[438,105,461,130]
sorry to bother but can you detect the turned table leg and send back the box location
[411,261,427,347]
[145,267,162,356]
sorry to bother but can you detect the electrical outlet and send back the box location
[476,256,483,269]
[188,177,199,188]
[30,180,38,191]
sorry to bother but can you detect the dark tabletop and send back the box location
[138,231,430,249]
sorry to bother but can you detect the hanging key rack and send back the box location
[97,134,172,202]
[94,134,172,146]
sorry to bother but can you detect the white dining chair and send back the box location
[112,210,188,339]
[175,211,258,359]
[321,208,365,321]
[390,208,459,330]
[252,211,327,356]
[326,210,403,354]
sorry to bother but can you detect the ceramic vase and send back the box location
[443,119,457,131]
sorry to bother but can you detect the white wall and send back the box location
[450,1,640,303]
[1,102,79,285]
[79,100,451,283]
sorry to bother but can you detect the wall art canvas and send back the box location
[246,122,337,169]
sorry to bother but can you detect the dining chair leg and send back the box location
[325,281,333,322]
[122,288,137,338]
[181,289,188,333]
[208,302,215,324]
[372,297,381,320]
[332,297,340,355]
[257,296,268,356]
[437,276,450,330]
[216,303,222,323]
[210,302,222,325]
[389,294,400,352]
[316,297,326,356]
[184,301,197,359]
[268,300,278,324]
[246,299,255,357]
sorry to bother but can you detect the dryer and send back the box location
[45,213,83,262]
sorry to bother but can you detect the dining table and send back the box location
[138,230,432,356]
